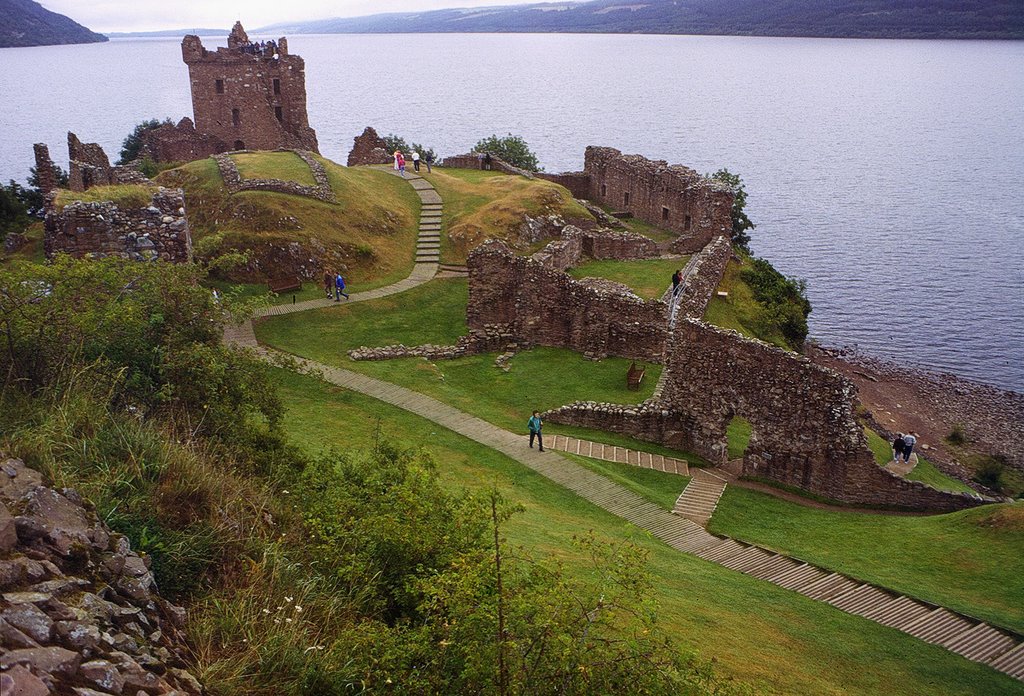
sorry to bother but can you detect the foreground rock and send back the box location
[0,457,201,694]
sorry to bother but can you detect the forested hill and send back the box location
[261,0,1024,40]
[0,0,107,48]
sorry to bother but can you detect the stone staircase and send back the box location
[672,468,729,524]
[407,176,443,265]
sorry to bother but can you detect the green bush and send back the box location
[709,168,754,250]
[973,456,1006,492]
[740,256,812,350]
[946,424,969,446]
[472,133,540,172]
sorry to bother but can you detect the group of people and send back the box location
[322,271,349,301]
[892,432,918,463]
[239,39,277,57]
[393,150,433,177]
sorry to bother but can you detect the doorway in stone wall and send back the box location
[234,140,245,150]
[726,415,752,462]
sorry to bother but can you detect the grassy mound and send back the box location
[54,184,154,210]
[421,168,592,263]
[157,154,420,287]
[231,151,318,186]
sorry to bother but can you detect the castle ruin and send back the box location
[144,22,318,161]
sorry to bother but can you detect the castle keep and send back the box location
[181,22,318,154]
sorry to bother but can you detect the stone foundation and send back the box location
[141,117,226,163]
[45,188,192,263]
[66,133,149,192]
[442,153,535,178]
[214,150,336,203]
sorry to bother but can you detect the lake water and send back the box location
[2,34,1022,391]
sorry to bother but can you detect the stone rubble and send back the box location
[0,457,202,695]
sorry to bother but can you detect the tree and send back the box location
[118,118,173,165]
[381,133,436,162]
[0,182,31,243]
[472,134,540,172]
[710,168,754,250]
[19,162,69,216]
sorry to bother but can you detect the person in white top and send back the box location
[902,433,917,463]
[411,150,421,172]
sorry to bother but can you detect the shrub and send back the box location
[381,134,436,162]
[740,256,812,349]
[946,424,968,446]
[973,456,1006,492]
[472,134,540,172]
[118,118,174,165]
[709,169,754,250]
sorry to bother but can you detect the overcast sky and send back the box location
[41,0,555,33]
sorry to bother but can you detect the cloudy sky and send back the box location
[41,0,553,33]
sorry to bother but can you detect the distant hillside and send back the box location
[106,28,229,39]
[261,0,1024,40]
[0,0,107,48]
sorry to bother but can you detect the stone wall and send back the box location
[67,133,149,192]
[214,150,337,203]
[545,320,987,512]
[536,172,590,199]
[32,144,58,195]
[181,22,318,155]
[673,235,732,319]
[347,126,393,166]
[442,153,535,178]
[583,146,733,253]
[45,188,192,263]
[0,457,202,695]
[141,117,226,163]
[466,240,668,362]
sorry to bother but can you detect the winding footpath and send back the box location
[224,170,1024,684]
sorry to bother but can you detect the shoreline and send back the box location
[808,342,1024,484]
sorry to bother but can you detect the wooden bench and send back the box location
[268,277,302,294]
[627,362,646,391]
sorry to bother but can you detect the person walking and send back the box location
[411,150,421,173]
[892,433,906,463]
[393,150,401,172]
[424,151,433,173]
[671,270,681,295]
[527,411,544,451]
[334,273,349,301]
[902,432,917,463]
[397,151,406,177]
[323,269,334,299]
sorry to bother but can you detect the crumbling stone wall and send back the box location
[536,172,590,199]
[467,240,668,362]
[45,188,192,263]
[32,144,58,195]
[214,150,336,203]
[181,22,318,155]
[442,153,535,178]
[673,235,732,319]
[545,321,986,512]
[0,457,202,695]
[67,133,149,192]
[583,147,733,252]
[141,117,226,163]
[347,127,393,166]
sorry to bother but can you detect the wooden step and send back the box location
[903,608,974,645]
[944,623,1018,663]
[746,554,799,580]
[860,595,931,628]
[768,562,824,590]
[829,584,894,616]
[987,641,1024,679]
[798,573,854,601]
[722,547,775,573]
[698,539,746,564]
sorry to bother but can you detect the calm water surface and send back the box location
[2,34,1022,390]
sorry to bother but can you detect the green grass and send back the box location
[727,416,752,459]
[564,453,688,510]
[710,485,1024,635]
[704,256,791,349]
[422,168,592,263]
[0,222,45,264]
[256,278,667,437]
[54,184,153,210]
[157,156,420,288]
[271,366,1022,695]
[865,427,976,494]
[568,256,689,299]
[231,151,317,186]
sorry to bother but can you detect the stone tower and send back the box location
[180,22,318,153]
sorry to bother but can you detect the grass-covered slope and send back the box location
[705,255,794,350]
[274,367,1022,695]
[157,154,420,287]
[422,168,593,263]
[568,256,688,300]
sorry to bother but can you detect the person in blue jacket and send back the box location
[335,273,349,301]
[528,411,544,451]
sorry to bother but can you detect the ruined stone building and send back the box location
[144,22,318,161]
